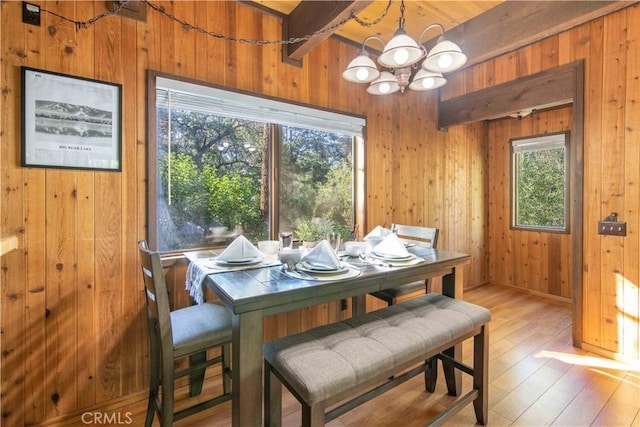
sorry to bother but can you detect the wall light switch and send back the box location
[598,220,627,236]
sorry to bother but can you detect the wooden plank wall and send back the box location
[0,1,488,424]
[440,4,640,362]
[3,0,640,424]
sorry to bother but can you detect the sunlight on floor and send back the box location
[534,350,640,372]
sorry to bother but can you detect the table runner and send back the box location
[185,258,281,304]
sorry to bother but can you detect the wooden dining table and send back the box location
[203,247,471,427]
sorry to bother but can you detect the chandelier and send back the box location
[342,0,467,95]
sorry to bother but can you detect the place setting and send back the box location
[185,235,282,304]
[281,240,361,281]
[361,232,424,267]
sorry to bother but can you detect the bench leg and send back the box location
[424,357,438,393]
[264,361,283,427]
[442,343,462,396]
[473,325,489,425]
[301,403,325,427]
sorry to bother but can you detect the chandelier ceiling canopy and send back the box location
[342,0,467,95]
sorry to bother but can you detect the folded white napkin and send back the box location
[217,235,262,261]
[364,225,391,240]
[300,240,342,270]
[372,233,411,258]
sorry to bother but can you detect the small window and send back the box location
[511,132,569,232]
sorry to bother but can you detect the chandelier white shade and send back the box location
[422,39,467,73]
[342,1,467,95]
[342,38,382,84]
[408,69,446,91]
[367,71,401,95]
[377,29,424,68]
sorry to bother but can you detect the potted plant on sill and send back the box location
[296,217,345,249]
[296,219,324,249]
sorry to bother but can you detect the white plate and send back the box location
[371,252,415,262]
[296,262,349,274]
[216,256,263,266]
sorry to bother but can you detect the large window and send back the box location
[147,73,365,252]
[511,132,569,232]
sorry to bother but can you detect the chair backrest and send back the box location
[138,240,174,355]
[391,224,439,249]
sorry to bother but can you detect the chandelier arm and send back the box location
[361,36,386,53]
[418,23,445,45]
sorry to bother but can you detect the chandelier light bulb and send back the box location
[379,83,391,94]
[437,53,453,70]
[422,78,435,89]
[356,68,370,81]
[393,48,410,66]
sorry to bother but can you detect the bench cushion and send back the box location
[263,293,491,405]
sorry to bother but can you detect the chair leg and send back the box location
[189,351,207,397]
[161,356,175,427]
[146,323,161,427]
[264,361,282,427]
[473,325,489,425]
[222,343,231,394]
[145,394,156,427]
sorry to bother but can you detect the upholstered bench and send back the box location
[263,293,491,427]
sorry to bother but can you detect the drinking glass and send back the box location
[278,231,293,249]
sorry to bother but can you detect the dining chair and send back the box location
[368,224,439,306]
[138,240,232,427]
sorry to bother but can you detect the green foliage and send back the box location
[203,167,262,232]
[295,217,350,242]
[295,218,325,242]
[156,107,355,250]
[160,153,209,229]
[279,126,353,232]
[315,158,353,225]
[515,147,566,228]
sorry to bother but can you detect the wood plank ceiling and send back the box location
[251,0,635,69]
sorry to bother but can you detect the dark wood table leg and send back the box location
[442,266,463,395]
[232,310,264,427]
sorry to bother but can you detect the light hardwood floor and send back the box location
[84,284,640,426]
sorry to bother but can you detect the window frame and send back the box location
[146,70,366,253]
[510,131,570,233]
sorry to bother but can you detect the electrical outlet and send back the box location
[22,2,41,26]
[598,220,627,236]
[340,298,348,311]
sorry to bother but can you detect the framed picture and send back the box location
[21,66,122,171]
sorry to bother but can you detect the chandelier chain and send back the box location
[37,0,394,45]
[40,1,127,30]
[352,0,394,28]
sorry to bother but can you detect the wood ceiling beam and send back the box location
[438,62,580,129]
[283,1,373,63]
[446,1,637,68]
